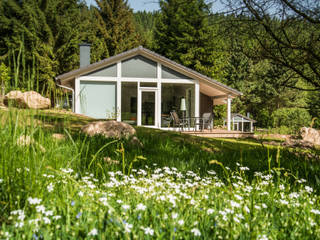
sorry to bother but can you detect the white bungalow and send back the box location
[56,45,242,130]
[224,113,256,132]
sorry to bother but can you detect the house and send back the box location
[56,45,242,130]
[224,113,256,132]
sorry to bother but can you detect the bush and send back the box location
[271,107,311,133]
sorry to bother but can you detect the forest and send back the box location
[0,0,319,131]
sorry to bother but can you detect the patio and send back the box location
[183,129,254,138]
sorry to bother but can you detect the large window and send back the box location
[121,82,137,125]
[80,81,116,119]
[122,55,157,78]
[161,83,195,127]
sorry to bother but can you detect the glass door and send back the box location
[141,91,156,126]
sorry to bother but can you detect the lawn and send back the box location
[0,108,319,239]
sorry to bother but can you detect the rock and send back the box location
[4,90,51,109]
[82,120,136,139]
[16,135,46,152]
[52,133,66,141]
[4,91,25,108]
[130,136,143,148]
[17,135,34,146]
[103,157,120,165]
[300,127,320,146]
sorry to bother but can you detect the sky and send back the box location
[85,0,225,13]
[85,0,160,12]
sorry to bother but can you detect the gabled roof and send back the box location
[231,113,257,123]
[56,46,242,96]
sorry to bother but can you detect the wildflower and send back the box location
[142,227,154,236]
[234,216,240,223]
[311,209,320,215]
[28,197,42,205]
[172,212,178,219]
[71,201,75,206]
[116,199,123,204]
[279,199,289,205]
[178,219,184,225]
[279,184,285,190]
[124,223,133,233]
[207,209,214,215]
[78,191,84,197]
[61,168,73,174]
[191,228,201,236]
[0,179,3,183]
[136,203,146,211]
[230,200,240,208]
[47,183,54,192]
[53,215,61,220]
[44,210,53,217]
[244,205,250,213]
[254,205,261,210]
[43,217,51,224]
[122,205,130,210]
[258,234,268,240]
[76,212,82,219]
[88,228,98,236]
[234,194,243,200]
[36,205,46,213]
[305,186,313,193]
[15,221,24,228]
[240,167,250,171]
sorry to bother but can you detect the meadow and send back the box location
[0,109,319,239]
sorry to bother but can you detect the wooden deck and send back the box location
[183,129,254,138]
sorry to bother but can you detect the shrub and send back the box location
[0,62,11,95]
[271,107,311,133]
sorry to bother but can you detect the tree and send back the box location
[134,11,160,49]
[222,0,320,90]
[154,0,226,77]
[0,0,88,95]
[0,62,10,95]
[93,0,140,57]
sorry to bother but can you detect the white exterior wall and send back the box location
[75,61,196,127]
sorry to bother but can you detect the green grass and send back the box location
[0,108,319,239]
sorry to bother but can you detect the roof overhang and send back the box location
[56,46,242,98]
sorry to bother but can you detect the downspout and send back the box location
[55,78,75,113]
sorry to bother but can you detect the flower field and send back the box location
[0,109,319,239]
[1,165,320,239]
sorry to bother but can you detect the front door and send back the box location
[141,91,156,126]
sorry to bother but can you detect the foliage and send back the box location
[154,0,227,78]
[222,0,320,90]
[134,11,159,49]
[271,107,312,133]
[0,109,319,238]
[0,62,10,94]
[93,0,140,57]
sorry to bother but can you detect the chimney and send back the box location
[247,112,250,118]
[79,43,91,68]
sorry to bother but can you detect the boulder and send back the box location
[52,133,66,141]
[300,127,320,146]
[4,90,51,109]
[82,120,136,139]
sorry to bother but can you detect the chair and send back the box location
[170,111,189,131]
[193,112,213,131]
[201,112,213,131]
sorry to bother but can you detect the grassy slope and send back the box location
[0,108,320,238]
[1,108,319,187]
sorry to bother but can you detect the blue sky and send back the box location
[85,0,225,13]
[85,0,160,12]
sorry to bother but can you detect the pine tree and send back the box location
[154,0,220,76]
[94,0,140,57]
